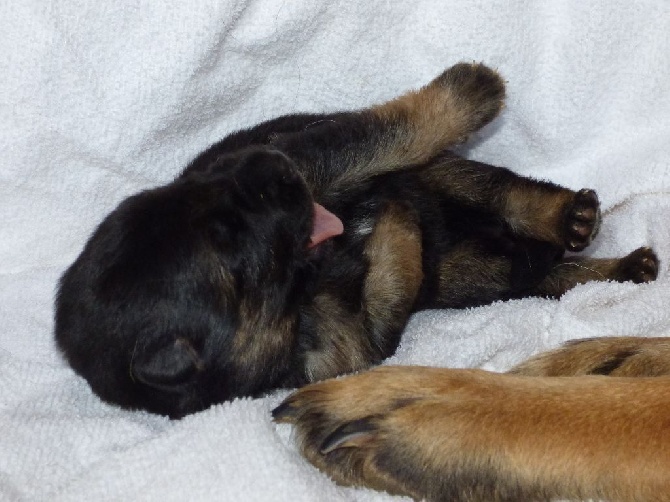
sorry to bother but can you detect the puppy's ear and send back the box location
[132,338,204,391]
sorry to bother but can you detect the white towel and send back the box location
[1,1,669,500]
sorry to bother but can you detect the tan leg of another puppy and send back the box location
[275,366,670,502]
[510,335,670,377]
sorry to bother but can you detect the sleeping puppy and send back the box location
[55,62,658,419]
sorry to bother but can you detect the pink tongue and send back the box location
[309,203,344,248]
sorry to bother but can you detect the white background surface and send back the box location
[2,1,669,500]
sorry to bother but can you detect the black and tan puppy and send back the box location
[55,63,657,418]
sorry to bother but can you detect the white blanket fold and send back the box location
[2,1,669,500]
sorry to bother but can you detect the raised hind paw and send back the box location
[369,62,506,165]
[432,62,506,139]
[564,189,601,251]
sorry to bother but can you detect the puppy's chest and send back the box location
[348,214,376,239]
[310,203,385,299]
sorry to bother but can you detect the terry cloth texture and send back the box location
[1,1,669,500]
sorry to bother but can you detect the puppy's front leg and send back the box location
[275,366,670,502]
[303,202,423,381]
[273,62,506,195]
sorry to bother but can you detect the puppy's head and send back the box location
[55,147,342,418]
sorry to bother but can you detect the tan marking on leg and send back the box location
[277,366,670,501]
[305,203,423,382]
[363,202,423,338]
[510,336,670,377]
[436,241,511,307]
[370,62,506,167]
[304,294,371,382]
[533,246,659,297]
[503,185,575,245]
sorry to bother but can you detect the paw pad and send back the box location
[618,246,659,283]
[565,189,601,251]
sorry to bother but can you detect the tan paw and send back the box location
[432,62,506,135]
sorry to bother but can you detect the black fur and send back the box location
[56,63,634,418]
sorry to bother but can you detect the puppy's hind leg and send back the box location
[371,62,507,165]
[274,63,506,194]
[530,245,659,298]
[416,156,602,252]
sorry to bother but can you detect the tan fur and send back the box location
[232,303,297,373]
[538,256,623,290]
[415,156,502,205]
[304,293,371,381]
[346,63,506,182]
[436,241,511,305]
[534,246,659,297]
[363,202,423,337]
[372,85,479,165]
[410,155,589,248]
[305,203,424,382]
[511,336,670,377]
[503,186,575,245]
[276,361,670,501]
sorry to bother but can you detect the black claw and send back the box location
[320,418,377,454]
[272,398,298,423]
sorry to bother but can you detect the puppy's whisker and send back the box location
[129,338,139,383]
[303,119,338,130]
[553,261,607,281]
